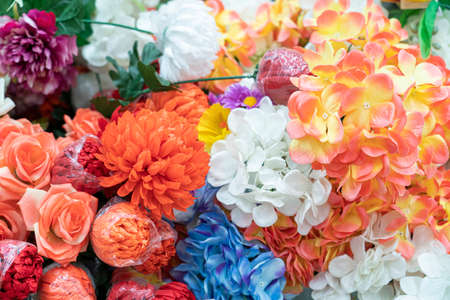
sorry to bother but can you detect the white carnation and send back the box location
[0,77,14,116]
[207,98,331,231]
[137,0,220,82]
[82,0,154,69]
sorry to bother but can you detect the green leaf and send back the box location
[141,43,161,65]
[91,97,128,118]
[388,8,421,27]
[419,0,439,58]
[138,61,176,92]
[440,0,450,9]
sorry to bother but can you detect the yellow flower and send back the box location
[197,103,231,152]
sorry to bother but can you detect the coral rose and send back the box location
[18,184,98,265]
[0,131,57,200]
[144,83,209,124]
[0,201,27,241]
[97,109,210,220]
[0,115,42,145]
[63,108,107,140]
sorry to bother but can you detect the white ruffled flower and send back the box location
[207,98,331,231]
[394,226,450,300]
[82,0,154,69]
[221,0,271,24]
[137,0,220,82]
[0,77,14,116]
[310,271,351,300]
[328,236,407,296]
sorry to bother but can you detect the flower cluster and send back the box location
[208,97,332,232]
[171,207,286,299]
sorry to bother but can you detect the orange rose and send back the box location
[0,115,42,145]
[0,131,57,200]
[63,108,107,140]
[18,184,98,265]
[0,201,27,241]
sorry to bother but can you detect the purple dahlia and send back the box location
[0,10,78,95]
[209,82,264,109]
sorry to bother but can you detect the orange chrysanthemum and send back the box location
[97,109,210,220]
[144,83,209,125]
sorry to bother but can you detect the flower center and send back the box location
[322,112,328,120]
[243,96,257,107]
[363,102,370,109]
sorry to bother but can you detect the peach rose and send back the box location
[63,108,107,140]
[0,131,57,200]
[0,201,27,241]
[0,115,43,145]
[18,184,98,265]
[55,136,75,155]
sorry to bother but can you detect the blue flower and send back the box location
[171,207,286,300]
[173,181,219,224]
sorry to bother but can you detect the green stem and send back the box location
[12,3,19,20]
[82,19,153,35]
[173,74,255,85]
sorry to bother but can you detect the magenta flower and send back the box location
[0,10,78,95]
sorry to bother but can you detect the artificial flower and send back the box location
[91,200,159,267]
[197,103,231,152]
[0,114,42,145]
[209,82,264,109]
[394,226,450,300]
[0,10,77,95]
[107,279,155,300]
[0,129,57,201]
[82,0,153,69]
[207,98,332,231]
[137,0,220,82]
[18,184,98,265]
[0,77,14,116]
[135,220,177,274]
[326,236,407,297]
[144,83,209,125]
[171,207,286,300]
[97,109,210,220]
[63,108,108,140]
[0,240,43,300]
[256,47,310,105]
[154,282,195,300]
[173,181,219,224]
[51,135,109,194]
[0,201,27,241]
[38,263,96,300]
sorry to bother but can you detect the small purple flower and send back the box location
[209,82,264,109]
[0,10,78,95]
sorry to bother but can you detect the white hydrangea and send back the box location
[207,98,331,232]
[82,0,154,69]
[325,236,406,298]
[137,0,220,82]
[0,77,14,116]
[394,226,450,300]
[221,0,271,24]
[310,271,351,300]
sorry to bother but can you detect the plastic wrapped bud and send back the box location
[257,48,310,105]
[90,198,162,267]
[51,135,109,194]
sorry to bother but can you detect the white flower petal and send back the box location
[350,236,366,262]
[230,207,253,228]
[400,276,422,296]
[309,272,328,290]
[252,203,277,227]
[418,253,442,277]
[263,157,286,170]
[216,186,238,205]
[277,196,300,216]
[247,146,265,172]
[208,151,239,186]
[228,165,248,195]
[312,177,331,205]
[305,203,330,226]
[329,255,355,278]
